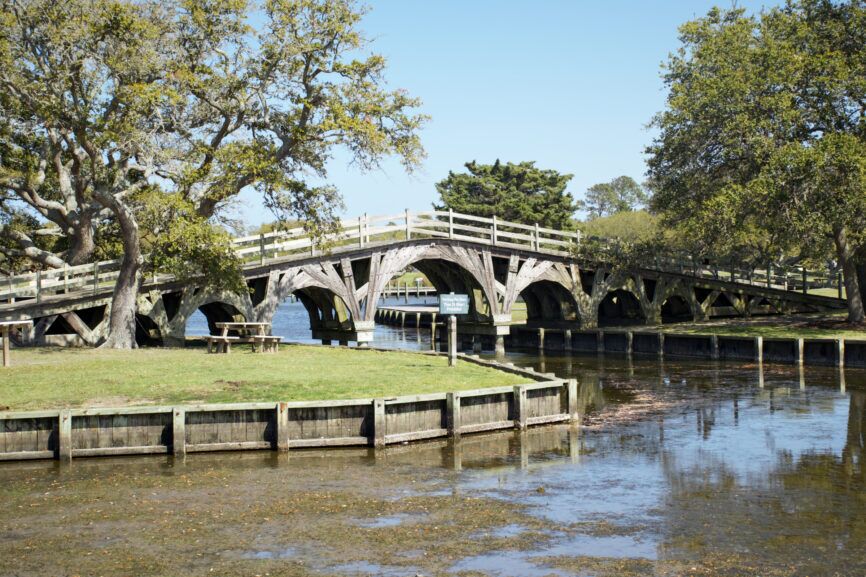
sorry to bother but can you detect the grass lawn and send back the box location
[0,345,525,411]
[654,312,866,340]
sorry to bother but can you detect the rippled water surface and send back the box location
[2,323,865,576]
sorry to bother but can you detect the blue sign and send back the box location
[439,293,470,315]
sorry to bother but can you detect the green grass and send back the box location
[655,312,866,340]
[0,345,525,411]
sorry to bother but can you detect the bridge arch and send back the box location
[518,280,580,325]
[660,295,693,324]
[598,288,646,326]
[359,244,502,325]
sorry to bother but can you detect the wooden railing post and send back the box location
[491,215,498,246]
[58,410,72,462]
[405,209,411,241]
[93,262,99,295]
[838,272,843,299]
[276,402,289,451]
[358,215,364,247]
[448,208,454,239]
[767,263,772,289]
[35,270,42,303]
[802,268,807,295]
[513,385,527,430]
[259,233,266,265]
[172,408,186,457]
[534,223,540,251]
[567,379,579,422]
[446,392,461,438]
[373,398,386,447]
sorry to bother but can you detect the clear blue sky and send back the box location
[236,0,779,227]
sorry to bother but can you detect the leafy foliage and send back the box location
[576,210,659,242]
[580,176,649,219]
[647,1,866,321]
[0,0,427,345]
[434,160,576,229]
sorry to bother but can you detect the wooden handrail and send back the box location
[0,209,843,303]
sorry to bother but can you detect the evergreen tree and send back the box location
[434,160,576,229]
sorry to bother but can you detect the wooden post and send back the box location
[597,329,605,354]
[448,315,457,367]
[755,336,764,363]
[711,334,719,360]
[567,378,579,422]
[513,385,527,430]
[373,398,386,448]
[405,208,411,240]
[93,262,99,294]
[802,268,807,294]
[448,208,454,239]
[172,408,186,457]
[58,410,72,462]
[563,329,572,352]
[446,392,461,438]
[838,272,843,299]
[2,327,9,368]
[430,313,437,351]
[276,402,289,451]
[767,264,772,288]
[358,216,364,247]
[491,215,498,246]
[658,332,665,358]
[259,233,266,265]
[837,338,845,368]
[534,223,540,251]
[796,338,804,365]
[35,270,42,303]
[625,331,633,356]
[537,327,545,350]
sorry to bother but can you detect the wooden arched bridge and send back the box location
[0,210,845,348]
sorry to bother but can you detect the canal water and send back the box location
[4,305,866,576]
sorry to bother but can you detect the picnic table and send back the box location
[1,320,33,367]
[207,322,281,353]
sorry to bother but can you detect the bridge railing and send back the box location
[0,209,844,305]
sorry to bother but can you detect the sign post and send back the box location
[447,315,457,367]
[439,293,470,367]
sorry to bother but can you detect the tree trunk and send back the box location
[99,199,142,349]
[66,214,95,266]
[834,227,865,324]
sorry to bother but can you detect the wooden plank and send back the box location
[0,450,55,461]
[458,420,515,435]
[526,414,569,426]
[385,428,448,445]
[186,441,271,453]
[73,446,169,457]
[288,436,368,448]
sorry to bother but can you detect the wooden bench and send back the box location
[206,335,240,354]
[251,335,282,353]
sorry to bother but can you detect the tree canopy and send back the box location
[647,0,866,322]
[580,176,649,219]
[434,160,576,229]
[0,0,426,346]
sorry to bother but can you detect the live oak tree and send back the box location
[648,1,866,323]
[434,160,576,229]
[0,0,426,347]
[581,176,649,219]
